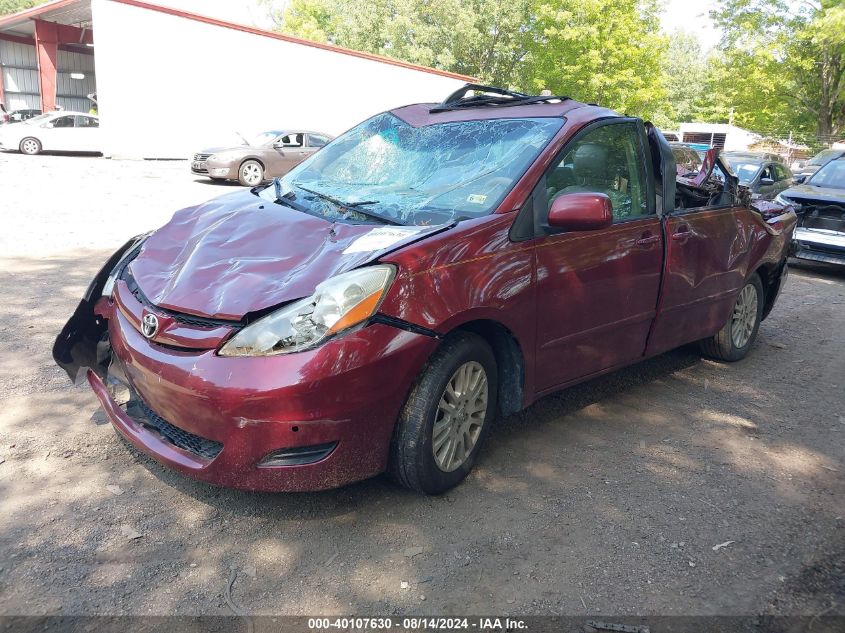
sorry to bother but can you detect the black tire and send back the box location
[19,137,42,155]
[700,273,764,362]
[237,160,264,187]
[388,332,498,495]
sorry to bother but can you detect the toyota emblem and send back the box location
[141,313,159,338]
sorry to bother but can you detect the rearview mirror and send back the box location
[547,192,613,232]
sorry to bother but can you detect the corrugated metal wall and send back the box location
[57,48,96,112]
[0,39,96,112]
[0,40,39,110]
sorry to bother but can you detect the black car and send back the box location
[723,152,793,200]
[1,108,42,125]
[776,156,845,266]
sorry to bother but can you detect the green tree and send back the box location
[659,31,708,126]
[710,0,845,144]
[276,0,535,87]
[523,0,668,121]
[275,0,670,122]
[0,0,45,16]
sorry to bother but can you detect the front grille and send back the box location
[193,153,212,161]
[127,396,223,460]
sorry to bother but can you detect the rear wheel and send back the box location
[389,332,497,495]
[237,160,264,186]
[19,137,41,155]
[700,274,764,361]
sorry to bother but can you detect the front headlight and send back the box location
[218,265,396,356]
[774,193,790,206]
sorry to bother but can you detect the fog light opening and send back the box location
[258,442,337,467]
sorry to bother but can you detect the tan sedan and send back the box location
[191,130,334,186]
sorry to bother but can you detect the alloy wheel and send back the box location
[731,283,758,348]
[432,361,489,472]
[241,163,262,185]
[21,139,39,154]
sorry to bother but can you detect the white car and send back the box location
[0,111,101,155]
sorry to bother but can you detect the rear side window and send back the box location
[546,122,650,220]
[75,116,99,128]
[308,134,331,148]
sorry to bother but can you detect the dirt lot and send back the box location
[0,152,843,620]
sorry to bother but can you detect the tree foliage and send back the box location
[278,0,536,88]
[0,0,43,16]
[709,0,845,144]
[524,0,667,119]
[276,0,668,122]
[659,31,708,128]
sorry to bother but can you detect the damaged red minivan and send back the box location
[54,85,796,494]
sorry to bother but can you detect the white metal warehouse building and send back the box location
[0,0,471,158]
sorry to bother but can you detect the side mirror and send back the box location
[793,174,806,184]
[760,177,775,186]
[547,192,613,231]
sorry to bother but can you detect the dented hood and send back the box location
[129,191,446,320]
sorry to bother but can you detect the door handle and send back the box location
[672,225,690,241]
[636,234,660,246]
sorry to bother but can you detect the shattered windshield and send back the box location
[260,113,563,225]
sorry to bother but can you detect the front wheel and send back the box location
[700,274,764,361]
[238,160,264,186]
[19,137,42,155]
[389,332,498,495]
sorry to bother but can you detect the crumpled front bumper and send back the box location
[54,245,439,491]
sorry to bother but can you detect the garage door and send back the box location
[57,48,96,112]
[0,40,39,110]
[1,40,96,112]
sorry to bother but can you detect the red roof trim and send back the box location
[113,0,475,82]
[0,0,80,30]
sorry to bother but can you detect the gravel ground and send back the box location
[0,152,843,620]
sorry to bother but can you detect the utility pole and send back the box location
[728,107,734,127]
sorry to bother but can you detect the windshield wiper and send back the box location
[294,183,402,225]
[272,179,310,213]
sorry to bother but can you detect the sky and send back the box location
[156,0,723,52]
[661,0,722,51]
